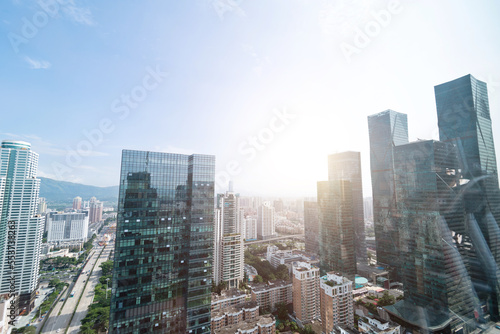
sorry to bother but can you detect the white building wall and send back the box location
[0,141,44,299]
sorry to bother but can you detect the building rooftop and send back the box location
[214,315,275,334]
[211,288,246,303]
[249,279,292,293]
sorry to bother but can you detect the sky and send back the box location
[1,0,500,198]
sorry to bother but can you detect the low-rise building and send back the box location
[211,301,260,333]
[214,314,275,334]
[211,289,248,313]
[249,280,292,312]
[320,272,354,334]
[358,314,400,334]
[266,245,306,268]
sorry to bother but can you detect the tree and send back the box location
[254,275,263,283]
[302,324,315,334]
[377,291,395,306]
[100,260,113,276]
[48,278,61,287]
[276,302,288,321]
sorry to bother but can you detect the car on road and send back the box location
[495,325,500,330]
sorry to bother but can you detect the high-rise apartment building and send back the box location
[47,213,89,243]
[110,150,215,334]
[317,180,356,281]
[245,217,257,241]
[257,202,275,240]
[435,74,500,321]
[292,262,320,325]
[37,197,47,215]
[319,272,354,333]
[88,197,103,223]
[0,140,44,315]
[367,110,408,272]
[328,151,366,260]
[214,190,244,289]
[304,201,319,255]
[390,140,478,333]
[73,196,82,210]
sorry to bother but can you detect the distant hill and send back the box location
[39,177,119,205]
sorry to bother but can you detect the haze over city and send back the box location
[2,0,500,197]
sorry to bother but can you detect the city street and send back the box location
[67,244,113,334]
[40,245,109,334]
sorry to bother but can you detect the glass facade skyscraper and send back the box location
[435,74,500,321]
[367,110,408,273]
[317,179,356,281]
[328,151,366,260]
[110,150,215,334]
[388,140,479,333]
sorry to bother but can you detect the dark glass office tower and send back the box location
[367,110,408,272]
[304,201,320,255]
[436,75,500,321]
[110,150,215,334]
[317,180,356,281]
[328,151,366,260]
[388,140,479,333]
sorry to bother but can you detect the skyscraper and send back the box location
[73,196,82,210]
[388,140,478,333]
[89,196,103,223]
[110,150,215,334]
[367,110,408,272]
[214,189,244,289]
[304,201,320,255]
[317,180,355,280]
[328,151,366,260]
[257,201,275,240]
[0,140,44,315]
[435,74,500,321]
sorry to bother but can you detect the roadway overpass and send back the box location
[244,234,304,245]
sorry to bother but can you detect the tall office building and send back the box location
[367,110,408,272]
[47,213,89,243]
[317,179,356,281]
[292,262,320,325]
[214,190,244,289]
[328,151,366,260]
[388,140,479,333]
[73,196,82,210]
[435,74,500,321]
[89,197,103,223]
[257,202,275,240]
[304,201,320,255]
[110,150,215,334]
[0,140,44,315]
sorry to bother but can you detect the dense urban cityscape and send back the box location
[0,73,499,334]
[2,1,500,334]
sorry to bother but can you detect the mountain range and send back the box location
[39,177,119,205]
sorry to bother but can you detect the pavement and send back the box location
[40,246,109,334]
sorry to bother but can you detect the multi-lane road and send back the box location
[40,242,113,334]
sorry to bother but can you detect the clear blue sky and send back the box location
[1,0,500,197]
